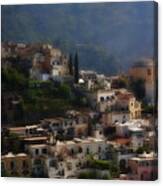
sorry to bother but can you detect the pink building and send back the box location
[128,152,158,180]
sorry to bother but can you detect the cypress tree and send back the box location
[74,52,79,84]
[68,54,73,75]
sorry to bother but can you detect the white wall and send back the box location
[97,91,115,103]
[111,112,130,124]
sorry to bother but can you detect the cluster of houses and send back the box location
[1,42,158,180]
[2,42,70,82]
[1,112,158,180]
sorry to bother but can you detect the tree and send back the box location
[2,133,23,154]
[129,78,145,100]
[87,157,119,178]
[58,83,71,99]
[74,52,79,84]
[142,103,156,114]
[68,54,73,75]
[136,144,151,154]
[2,66,28,92]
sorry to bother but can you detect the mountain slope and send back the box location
[1,2,156,74]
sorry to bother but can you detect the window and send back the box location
[100,97,104,102]
[42,148,47,154]
[35,149,39,155]
[22,160,28,169]
[10,161,15,170]
[67,163,72,170]
[71,149,74,155]
[78,147,83,153]
[86,147,90,154]
[49,160,56,167]
[146,162,149,166]
[106,96,110,101]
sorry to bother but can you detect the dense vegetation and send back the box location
[78,170,111,180]
[2,63,88,125]
[78,156,119,179]
[1,131,23,154]
[86,155,119,178]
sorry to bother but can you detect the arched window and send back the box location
[78,147,83,153]
[106,96,110,101]
[100,97,104,102]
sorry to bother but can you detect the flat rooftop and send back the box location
[28,144,47,148]
[23,136,48,141]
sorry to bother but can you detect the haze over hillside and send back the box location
[1,2,156,75]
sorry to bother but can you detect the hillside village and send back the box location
[1,42,158,180]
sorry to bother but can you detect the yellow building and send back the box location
[129,97,142,119]
[1,152,32,177]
